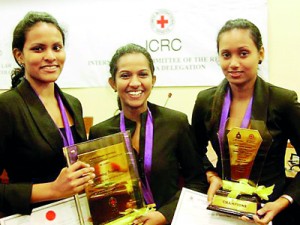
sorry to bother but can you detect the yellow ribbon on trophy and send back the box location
[222,179,274,201]
[106,204,156,225]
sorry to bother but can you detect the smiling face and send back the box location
[109,52,156,114]
[13,22,66,88]
[218,28,264,89]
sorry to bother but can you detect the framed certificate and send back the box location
[0,194,90,225]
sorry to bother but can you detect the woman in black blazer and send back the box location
[0,11,95,216]
[192,18,300,225]
[89,43,207,225]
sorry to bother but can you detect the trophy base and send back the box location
[207,190,261,219]
[88,182,135,225]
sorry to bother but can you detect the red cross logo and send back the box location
[157,15,168,28]
[151,9,174,34]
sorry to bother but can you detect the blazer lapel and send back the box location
[251,76,269,122]
[17,80,64,151]
[56,86,86,141]
[209,77,270,142]
[209,78,229,136]
[212,77,270,126]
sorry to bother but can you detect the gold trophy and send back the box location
[207,119,274,219]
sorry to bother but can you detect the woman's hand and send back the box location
[240,197,290,225]
[31,161,95,203]
[50,161,95,199]
[206,171,222,203]
[132,211,167,225]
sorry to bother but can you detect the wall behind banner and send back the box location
[1,0,300,125]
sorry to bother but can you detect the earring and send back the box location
[258,60,262,64]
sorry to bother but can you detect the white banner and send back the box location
[0,0,268,89]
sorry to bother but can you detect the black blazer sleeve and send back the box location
[0,97,33,215]
[277,89,300,205]
[192,87,220,173]
[154,110,207,222]
[0,81,86,215]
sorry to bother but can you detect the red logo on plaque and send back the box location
[109,197,117,207]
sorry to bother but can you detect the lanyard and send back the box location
[32,85,75,147]
[56,91,74,147]
[120,109,155,204]
[218,88,253,154]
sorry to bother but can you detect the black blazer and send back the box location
[192,76,300,205]
[0,79,87,215]
[89,102,207,223]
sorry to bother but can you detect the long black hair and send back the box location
[216,18,263,53]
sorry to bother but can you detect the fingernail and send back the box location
[88,180,94,184]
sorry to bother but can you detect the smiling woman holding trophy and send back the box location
[89,43,207,225]
[192,18,300,225]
